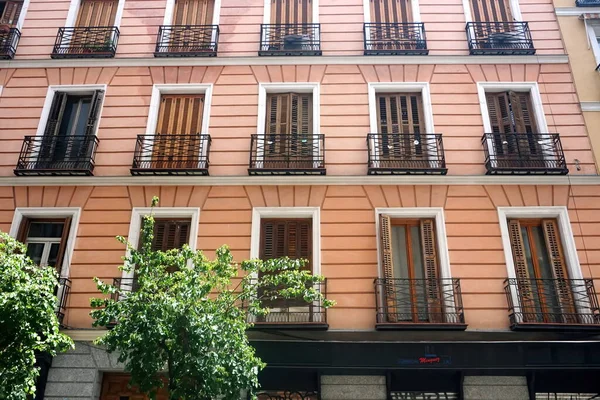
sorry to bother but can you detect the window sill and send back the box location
[375,323,468,331]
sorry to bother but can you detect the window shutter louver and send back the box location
[470,0,513,23]
[370,0,412,23]
[85,90,104,136]
[173,0,215,26]
[420,219,443,323]
[379,214,397,322]
[508,219,536,321]
[0,1,24,27]
[76,0,118,27]
[541,219,576,321]
[271,0,312,24]
[39,92,69,162]
[151,219,191,252]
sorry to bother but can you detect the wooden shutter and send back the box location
[44,92,69,138]
[84,90,104,136]
[260,219,311,266]
[271,0,312,24]
[486,92,513,134]
[0,1,23,27]
[266,93,312,135]
[470,0,513,23]
[541,219,576,320]
[76,0,118,27]
[370,0,412,24]
[508,219,536,321]
[173,0,214,25]
[509,91,538,134]
[379,214,397,322]
[156,95,204,135]
[152,219,191,251]
[377,93,424,135]
[266,93,289,135]
[420,219,442,323]
[54,217,72,275]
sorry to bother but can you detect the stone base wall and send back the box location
[320,375,386,400]
[463,376,530,400]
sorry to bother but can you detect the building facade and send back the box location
[1,0,600,399]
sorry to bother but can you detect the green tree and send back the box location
[0,232,74,400]
[91,198,333,400]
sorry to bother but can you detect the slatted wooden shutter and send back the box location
[76,0,118,27]
[271,0,312,24]
[152,219,191,252]
[377,93,425,158]
[420,219,442,323]
[0,1,23,27]
[509,91,538,134]
[507,219,536,321]
[85,90,104,136]
[541,219,576,321]
[173,0,214,25]
[379,214,397,322]
[470,0,513,23]
[486,92,512,134]
[370,0,412,23]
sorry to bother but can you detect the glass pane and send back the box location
[532,226,553,279]
[391,225,411,320]
[48,243,60,269]
[411,225,428,321]
[25,242,45,266]
[532,226,562,320]
[73,99,91,137]
[28,222,64,238]
[57,96,77,137]
[521,226,543,321]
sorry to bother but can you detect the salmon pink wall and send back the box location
[0,63,591,176]
[0,183,598,331]
[15,0,563,59]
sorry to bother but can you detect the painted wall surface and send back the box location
[0,63,593,176]
[0,183,599,331]
[16,0,564,58]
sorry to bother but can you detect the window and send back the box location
[586,21,600,67]
[17,218,71,273]
[270,0,313,24]
[376,93,425,158]
[150,218,191,252]
[0,0,23,27]
[370,0,413,23]
[172,0,214,25]
[486,91,537,134]
[469,0,513,23]
[75,0,118,27]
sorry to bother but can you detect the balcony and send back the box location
[249,134,325,175]
[56,277,71,327]
[504,278,600,331]
[367,133,448,175]
[374,278,467,330]
[243,279,328,330]
[482,133,568,175]
[259,24,321,56]
[51,26,119,59]
[576,0,600,6]
[155,25,219,57]
[363,23,428,55]
[130,134,211,176]
[111,277,138,302]
[466,22,535,55]
[0,27,20,59]
[14,135,100,176]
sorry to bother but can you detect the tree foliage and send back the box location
[91,198,333,400]
[0,232,74,400]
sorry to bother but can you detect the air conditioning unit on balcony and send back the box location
[486,32,520,48]
[283,34,311,50]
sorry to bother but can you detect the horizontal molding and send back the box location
[62,329,107,341]
[581,101,600,111]
[0,54,569,69]
[555,7,600,15]
[0,174,598,186]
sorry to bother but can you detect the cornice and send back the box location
[555,7,600,15]
[0,174,598,186]
[0,54,569,69]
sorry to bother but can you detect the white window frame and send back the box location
[362,0,422,23]
[477,82,551,163]
[374,207,456,316]
[461,0,523,22]
[161,0,222,44]
[497,206,587,321]
[9,207,82,278]
[256,82,321,167]
[586,21,600,68]
[64,0,126,27]
[13,0,31,31]
[120,207,200,282]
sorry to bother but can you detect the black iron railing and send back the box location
[576,0,600,6]
[0,27,20,59]
[111,277,139,302]
[243,279,327,328]
[466,22,535,55]
[155,25,219,57]
[131,134,211,176]
[255,392,319,400]
[259,24,321,56]
[374,278,466,329]
[363,22,428,55]
[249,134,325,175]
[367,133,447,175]
[51,26,119,58]
[14,135,100,176]
[504,278,600,329]
[56,277,71,327]
[482,133,568,175]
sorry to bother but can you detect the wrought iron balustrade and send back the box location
[576,0,600,6]
[504,278,600,330]
[466,22,535,55]
[374,278,466,330]
[51,26,119,58]
[255,391,319,400]
[259,24,321,56]
[0,27,20,59]
[482,132,568,175]
[249,134,325,175]
[367,133,447,175]
[363,22,428,55]
[111,277,139,302]
[155,25,219,57]
[131,134,211,176]
[243,279,328,329]
[56,277,71,327]
[14,135,100,176]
